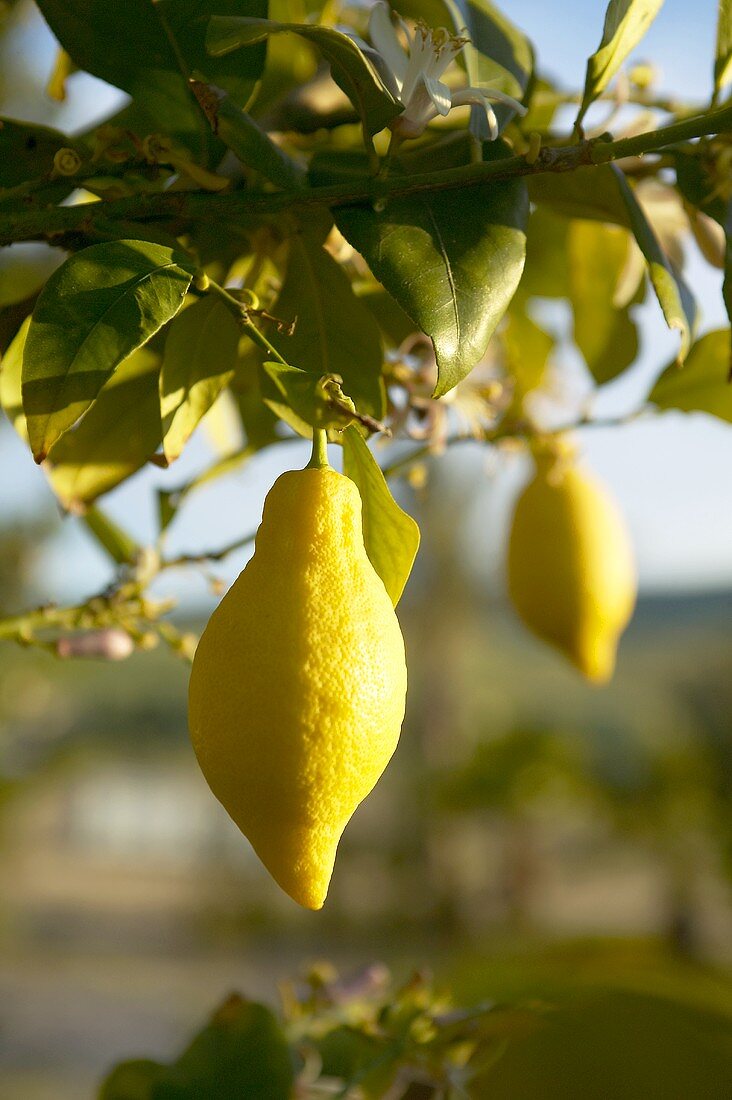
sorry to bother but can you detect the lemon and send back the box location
[188,459,407,909]
[507,446,636,682]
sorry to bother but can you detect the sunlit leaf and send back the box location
[261,361,358,437]
[576,0,665,130]
[649,328,732,422]
[715,0,732,96]
[269,227,386,421]
[517,208,570,300]
[567,220,638,384]
[207,17,401,134]
[502,307,554,413]
[22,240,196,462]
[342,426,420,606]
[612,165,695,363]
[335,146,528,397]
[0,316,29,440]
[45,348,162,510]
[160,296,240,464]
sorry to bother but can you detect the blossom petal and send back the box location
[368,1,408,88]
[450,89,499,139]
[467,84,528,116]
[423,75,452,117]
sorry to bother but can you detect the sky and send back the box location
[0,0,730,604]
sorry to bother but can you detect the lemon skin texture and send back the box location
[507,459,636,683]
[188,466,407,910]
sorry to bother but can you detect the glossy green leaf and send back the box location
[342,426,420,607]
[528,165,632,228]
[568,220,638,384]
[0,316,29,440]
[22,240,196,462]
[336,155,528,397]
[45,348,162,510]
[649,328,732,422]
[0,117,81,189]
[612,165,695,362]
[270,229,385,421]
[357,285,418,347]
[160,296,240,464]
[715,0,732,96]
[36,1,266,151]
[207,17,401,134]
[576,0,665,130]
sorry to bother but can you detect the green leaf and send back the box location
[0,117,81,189]
[612,165,695,362]
[336,163,528,397]
[35,1,266,152]
[724,200,732,347]
[0,316,30,440]
[528,165,632,228]
[82,507,140,566]
[576,0,665,130]
[649,328,732,422]
[567,220,638,384]
[674,151,728,228]
[44,348,163,510]
[517,208,570,300]
[270,227,386,421]
[502,307,553,413]
[206,17,401,134]
[715,0,732,96]
[22,240,196,462]
[342,426,420,607]
[156,996,294,1100]
[203,90,304,189]
[357,285,417,348]
[99,1058,166,1099]
[160,296,240,464]
[261,361,357,437]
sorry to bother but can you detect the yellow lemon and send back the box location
[188,463,407,909]
[507,448,636,683]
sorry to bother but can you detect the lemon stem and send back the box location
[308,429,329,469]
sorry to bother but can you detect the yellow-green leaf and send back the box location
[649,328,732,422]
[715,0,732,97]
[567,220,638,384]
[22,240,196,463]
[342,426,420,607]
[160,296,240,464]
[612,165,696,363]
[0,317,30,440]
[576,0,665,130]
[45,348,163,510]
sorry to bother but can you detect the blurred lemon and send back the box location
[189,462,407,909]
[507,443,636,682]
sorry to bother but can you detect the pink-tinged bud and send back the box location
[56,629,134,661]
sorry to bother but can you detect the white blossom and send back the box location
[367,1,527,140]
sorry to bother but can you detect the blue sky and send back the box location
[0,0,730,603]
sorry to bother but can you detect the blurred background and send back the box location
[1,1,732,1097]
